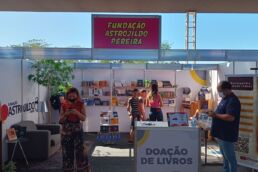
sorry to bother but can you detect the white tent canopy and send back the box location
[1,47,258,62]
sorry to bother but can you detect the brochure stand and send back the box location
[96,111,121,144]
[7,128,29,168]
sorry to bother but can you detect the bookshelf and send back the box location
[78,68,177,132]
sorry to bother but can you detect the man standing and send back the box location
[208,81,241,172]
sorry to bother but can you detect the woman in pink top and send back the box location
[147,84,164,121]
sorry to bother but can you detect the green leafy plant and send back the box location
[28,59,74,123]
[3,161,16,172]
[28,59,74,96]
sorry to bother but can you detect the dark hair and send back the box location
[66,87,81,99]
[141,89,147,93]
[220,81,232,90]
[133,88,139,92]
[151,84,158,95]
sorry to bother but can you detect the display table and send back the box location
[135,121,201,172]
[84,105,176,132]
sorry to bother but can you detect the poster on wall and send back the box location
[136,127,200,172]
[92,15,161,49]
[227,76,258,169]
[228,76,253,91]
[1,97,39,122]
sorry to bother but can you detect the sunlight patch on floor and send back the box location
[92,146,135,157]
[201,146,223,158]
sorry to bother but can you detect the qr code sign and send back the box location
[235,136,249,154]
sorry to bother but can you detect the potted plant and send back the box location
[3,161,16,172]
[49,84,71,111]
[28,59,74,123]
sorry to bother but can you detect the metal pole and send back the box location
[38,83,40,123]
[185,12,189,50]
[21,48,26,121]
[233,61,236,75]
[21,59,24,121]
[0,101,2,171]
[185,12,197,64]
[193,12,197,50]
[174,70,177,112]
[110,68,114,111]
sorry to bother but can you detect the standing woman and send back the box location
[147,84,164,121]
[59,88,89,172]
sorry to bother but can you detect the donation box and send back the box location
[135,123,200,172]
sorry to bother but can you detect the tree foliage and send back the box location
[28,60,74,95]
[161,41,172,50]
[10,39,50,48]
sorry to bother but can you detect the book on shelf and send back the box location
[151,80,157,85]
[131,81,137,88]
[82,80,109,88]
[168,98,176,107]
[137,80,144,87]
[162,81,173,88]
[158,81,163,88]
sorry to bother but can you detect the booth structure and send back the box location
[1,0,258,171]
[72,63,214,132]
[1,47,258,170]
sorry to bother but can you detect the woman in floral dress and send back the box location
[59,88,89,172]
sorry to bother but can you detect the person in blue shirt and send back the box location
[207,81,241,172]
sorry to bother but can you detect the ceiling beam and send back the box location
[1,0,258,13]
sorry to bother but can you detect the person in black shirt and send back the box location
[208,81,240,172]
[127,89,140,143]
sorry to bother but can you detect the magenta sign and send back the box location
[93,15,161,49]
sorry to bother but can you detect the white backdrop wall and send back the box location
[0,59,48,162]
[72,68,206,132]
[72,69,83,93]
[218,63,234,81]
[234,62,256,75]
[176,70,206,110]
[0,59,23,163]
[22,60,40,123]
[218,62,257,80]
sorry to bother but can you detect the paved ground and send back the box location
[17,133,255,172]
[91,133,254,172]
